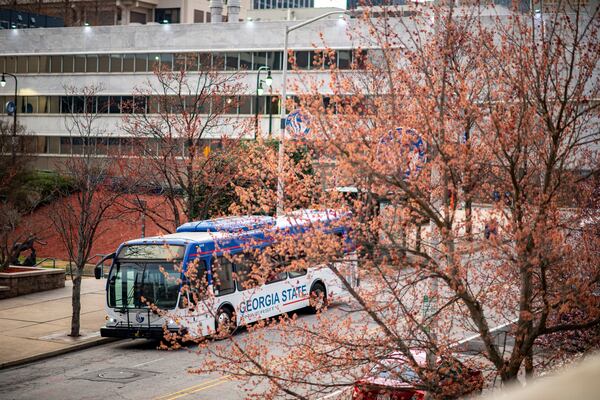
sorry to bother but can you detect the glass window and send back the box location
[48,96,60,113]
[22,96,37,113]
[174,53,187,71]
[97,96,110,113]
[5,57,16,74]
[238,95,251,114]
[38,96,48,113]
[39,56,50,73]
[148,96,160,113]
[160,53,173,70]
[74,54,86,72]
[235,259,258,291]
[133,96,147,113]
[212,53,225,71]
[268,96,280,115]
[252,52,267,70]
[197,97,210,114]
[109,96,121,113]
[107,262,182,309]
[122,54,135,72]
[47,136,60,154]
[86,55,98,72]
[85,96,97,113]
[338,50,352,69]
[267,51,282,70]
[50,55,61,73]
[60,96,72,113]
[62,55,74,73]
[289,269,307,278]
[239,52,252,70]
[212,257,235,296]
[295,51,310,70]
[110,54,122,72]
[225,52,238,71]
[73,96,85,113]
[198,52,211,70]
[134,53,147,72]
[0,58,4,73]
[120,96,133,113]
[118,244,185,260]
[16,57,27,73]
[27,56,38,73]
[149,54,161,71]
[98,54,110,72]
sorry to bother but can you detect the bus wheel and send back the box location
[216,307,236,338]
[309,283,327,313]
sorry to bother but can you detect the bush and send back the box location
[9,170,74,211]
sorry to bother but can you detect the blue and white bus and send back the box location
[95,209,357,339]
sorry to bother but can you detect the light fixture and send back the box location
[264,70,272,87]
[257,83,264,96]
[162,19,169,24]
[0,75,5,88]
[226,97,233,104]
[11,24,16,29]
[84,21,90,26]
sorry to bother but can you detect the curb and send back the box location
[0,337,120,370]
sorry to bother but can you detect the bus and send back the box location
[95,209,357,339]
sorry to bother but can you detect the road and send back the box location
[0,307,334,400]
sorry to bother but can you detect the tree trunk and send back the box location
[70,268,82,337]
[465,198,472,240]
[525,350,534,381]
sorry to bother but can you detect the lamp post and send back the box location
[1,72,18,164]
[276,11,350,216]
[255,66,272,138]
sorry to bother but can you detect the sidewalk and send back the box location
[0,278,114,369]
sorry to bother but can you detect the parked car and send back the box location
[352,350,483,400]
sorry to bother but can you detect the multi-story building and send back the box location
[0,0,254,26]
[0,17,358,170]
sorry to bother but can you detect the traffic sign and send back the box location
[285,110,310,137]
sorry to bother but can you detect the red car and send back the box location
[352,351,483,400]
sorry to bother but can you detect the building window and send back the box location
[155,8,180,24]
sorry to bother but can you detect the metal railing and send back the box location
[33,257,57,269]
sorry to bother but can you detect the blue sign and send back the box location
[5,101,15,115]
[285,110,310,137]
[378,127,427,178]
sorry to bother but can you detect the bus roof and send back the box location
[122,209,347,248]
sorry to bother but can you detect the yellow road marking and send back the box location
[154,375,231,400]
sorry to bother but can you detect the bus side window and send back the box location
[212,257,235,296]
[187,259,208,305]
[235,259,258,291]
[288,269,307,278]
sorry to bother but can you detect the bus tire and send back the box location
[215,306,236,338]
[309,283,327,313]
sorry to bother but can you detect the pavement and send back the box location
[0,278,114,369]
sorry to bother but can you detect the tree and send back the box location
[49,84,128,337]
[0,120,40,270]
[169,2,600,398]
[122,54,244,231]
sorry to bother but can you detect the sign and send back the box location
[378,127,427,178]
[422,294,437,320]
[285,110,310,137]
[5,101,15,115]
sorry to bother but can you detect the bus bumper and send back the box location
[100,326,183,339]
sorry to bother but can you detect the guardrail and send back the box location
[33,257,57,269]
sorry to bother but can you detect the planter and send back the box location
[0,266,65,299]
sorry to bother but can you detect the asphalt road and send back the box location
[0,306,335,400]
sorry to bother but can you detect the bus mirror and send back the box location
[94,252,115,279]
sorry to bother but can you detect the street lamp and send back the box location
[255,66,272,138]
[1,72,18,164]
[276,11,350,216]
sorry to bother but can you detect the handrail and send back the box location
[33,257,56,269]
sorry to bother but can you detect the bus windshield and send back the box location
[108,261,182,309]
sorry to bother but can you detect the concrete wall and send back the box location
[0,268,65,300]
